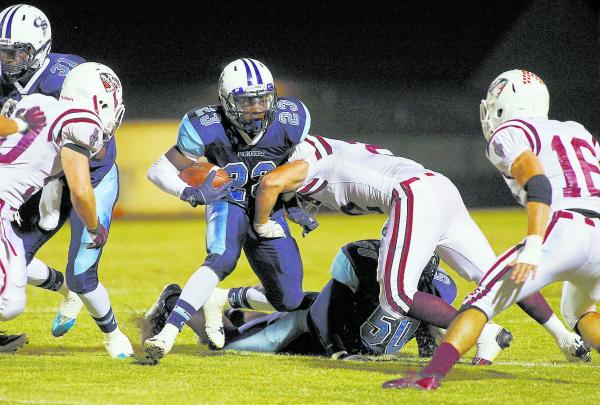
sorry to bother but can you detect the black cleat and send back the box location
[0,331,29,353]
[415,325,438,358]
[140,284,181,344]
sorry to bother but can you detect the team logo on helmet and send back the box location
[488,77,508,98]
[99,72,121,93]
[33,17,49,36]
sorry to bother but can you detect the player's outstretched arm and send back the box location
[254,161,309,226]
[147,145,195,197]
[509,150,551,284]
[61,146,107,249]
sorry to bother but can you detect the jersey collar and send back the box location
[14,58,50,95]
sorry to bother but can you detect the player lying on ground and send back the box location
[144,58,316,364]
[142,240,460,359]
[384,69,600,390]
[0,62,133,358]
[253,133,589,364]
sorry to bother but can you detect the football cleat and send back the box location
[143,333,175,365]
[0,331,29,353]
[382,370,441,390]
[472,324,512,365]
[103,330,134,359]
[202,288,231,349]
[140,283,181,344]
[557,332,592,362]
[51,291,84,337]
[415,325,438,358]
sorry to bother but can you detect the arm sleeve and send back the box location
[487,127,532,175]
[147,154,189,197]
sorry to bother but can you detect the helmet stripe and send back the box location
[4,4,24,39]
[248,59,263,85]
[0,5,17,38]
[241,58,253,86]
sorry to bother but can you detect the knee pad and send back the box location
[267,289,304,312]
[204,252,241,281]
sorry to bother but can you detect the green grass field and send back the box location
[2,210,599,404]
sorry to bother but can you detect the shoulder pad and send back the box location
[273,96,311,144]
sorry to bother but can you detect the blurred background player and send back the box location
[0,4,124,340]
[142,241,456,359]
[384,69,600,390]
[0,107,46,352]
[0,3,85,335]
[144,58,317,363]
[0,62,133,358]
[253,133,589,364]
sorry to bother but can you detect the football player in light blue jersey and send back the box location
[144,58,317,363]
[0,5,131,358]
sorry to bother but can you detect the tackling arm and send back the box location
[254,160,309,226]
[509,150,551,283]
[60,146,98,231]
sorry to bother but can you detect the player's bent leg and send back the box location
[66,165,133,359]
[0,216,27,322]
[223,310,309,353]
[26,257,84,337]
[245,209,305,312]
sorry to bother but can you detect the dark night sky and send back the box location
[15,0,600,125]
[31,1,535,85]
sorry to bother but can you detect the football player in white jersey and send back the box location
[0,62,133,358]
[253,131,588,365]
[384,69,600,391]
[0,102,45,352]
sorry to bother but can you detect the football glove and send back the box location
[180,171,230,207]
[253,220,286,239]
[86,220,108,249]
[16,106,46,133]
[286,206,319,237]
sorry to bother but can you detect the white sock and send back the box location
[26,258,50,286]
[79,283,112,318]
[245,287,275,311]
[178,266,220,310]
[543,314,571,340]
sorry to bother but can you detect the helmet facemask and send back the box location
[221,85,276,136]
[0,41,50,83]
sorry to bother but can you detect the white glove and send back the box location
[253,220,286,239]
[1,98,18,118]
[515,235,543,266]
[38,178,64,231]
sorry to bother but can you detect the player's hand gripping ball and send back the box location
[178,162,230,188]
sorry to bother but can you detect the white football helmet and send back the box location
[0,4,51,83]
[60,62,125,141]
[218,58,277,137]
[480,69,549,140]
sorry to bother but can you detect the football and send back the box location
[178,162,230,188]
